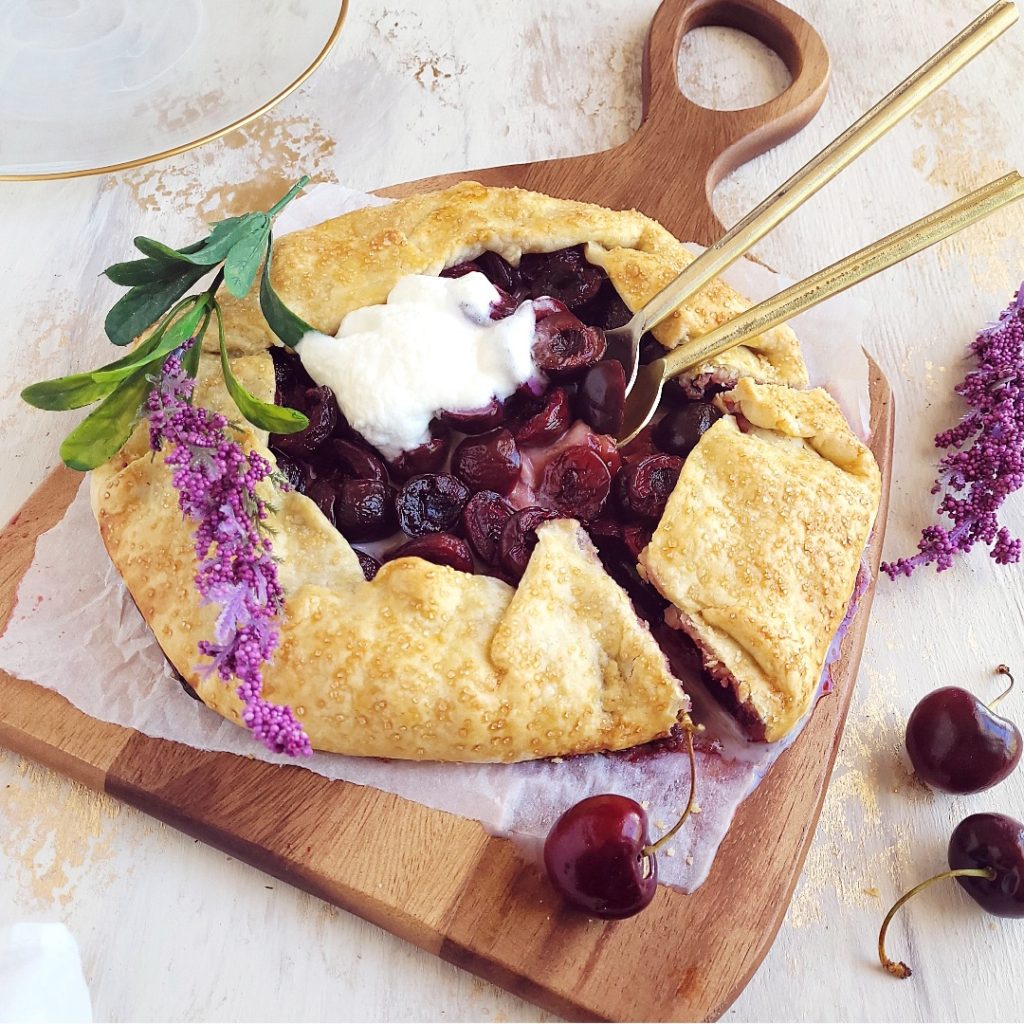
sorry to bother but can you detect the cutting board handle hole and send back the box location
[677,25,791,111]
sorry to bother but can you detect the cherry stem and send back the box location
[989,663,1015,710]
[878,866,997,979]
[643,728,697,856]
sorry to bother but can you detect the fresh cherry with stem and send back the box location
[543,728,698,919]
[878,812,1024,978]
[905,664,1022,794]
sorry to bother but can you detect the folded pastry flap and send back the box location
[211,181,809,393]
[642,383,880,742]
[583,243,808,389]
[490,520,688,757]
[668,606,781,727]
[240,566,524,762]
[721,378,878,481]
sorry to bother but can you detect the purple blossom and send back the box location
[147,343,311,757]
[882,283,1024,579]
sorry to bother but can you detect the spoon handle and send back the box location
[632,0,1018,339]
[661,171,1024,379]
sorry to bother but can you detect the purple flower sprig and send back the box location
[883,283,1024,579]
[147,342,311,757]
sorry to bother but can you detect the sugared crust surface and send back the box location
[640,380,881,742]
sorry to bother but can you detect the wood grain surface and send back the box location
[0,403,894,1023]
[0,1,900,1019]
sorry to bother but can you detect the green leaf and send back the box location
[23,300,194,410]
[59,366,156,471]
[104,239,207,285]
[22,373,119,412]
[104,265,208,346]
[206,215,247,240]
[186,215,261,266]
[216,306,308,434]
[134,216,265,269]
[223,215,270,298]
[259,231,314,348]
[133,235,200,264]
[105,258,192,287]
[183,308,211,380]
[92,298,208,383]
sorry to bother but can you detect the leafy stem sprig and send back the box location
[23,177,318,471]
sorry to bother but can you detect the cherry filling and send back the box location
[452,428,522,495]
[396,473,470,536]
[268,247,721,611]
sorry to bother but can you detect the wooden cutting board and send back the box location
[0,0,896,1019]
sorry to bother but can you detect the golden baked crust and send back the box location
[88,183,860,761]
[215,181,807,389]
[91,355,687,762]
[640,379,880,743]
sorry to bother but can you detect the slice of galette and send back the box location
[91,181,879,762]
[640,378,882,742]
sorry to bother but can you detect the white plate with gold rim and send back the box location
[0,0,347,181]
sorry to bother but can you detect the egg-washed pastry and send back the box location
[640,379,881,741]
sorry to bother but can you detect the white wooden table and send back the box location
[3,1,1024,1019]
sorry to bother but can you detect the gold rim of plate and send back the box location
[0,0,349,183]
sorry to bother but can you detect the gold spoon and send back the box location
[618,170,1024,446]
[605,0,1018,394]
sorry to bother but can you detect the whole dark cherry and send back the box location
[451,428,522,495]
[396,473,471,536]
[585,431,623,479]
[270,346,316,408]
[531,307,607,380]
[476,251,521,295]
[387,533,474,574]
[315,438,388,483]
[334,479,398,542]
[439,260,480,279]
[575,279,633,331]
[615,454,684,522]
[499,506,561,579]
[652,402,721,458]
[274,455,310,493]
[948,813,1024,917]
[879,812,1024,978]
[305,476,339,522]
[387,422,452,481]
[461,490,515,566]
[438,397,505,434]
[543,795,657,919]
[270,385,338,457]
[521,247,604,310]
[576,360,626,436]
[543,732,698,919]
[509,386,572,447]
[539,445,611,521]
[905,665,1021,794]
